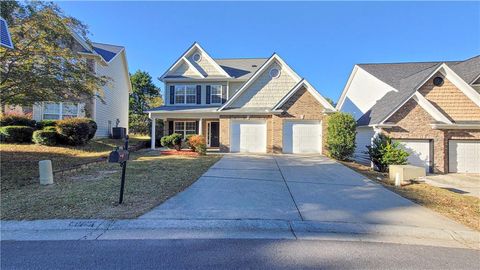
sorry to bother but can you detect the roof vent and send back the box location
[252,65,257,67]
[433,76,444,86]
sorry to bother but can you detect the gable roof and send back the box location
[273,79,336,112]
[160,42,232,80]
[215,58,268,80]
[91,42,124,63]
[350,56,480,126]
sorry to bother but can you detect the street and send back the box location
[2,239,479,270]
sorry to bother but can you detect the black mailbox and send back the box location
[108,148,129,163]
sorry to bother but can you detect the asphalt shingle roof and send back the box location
[355,56,480,125]
[91,42,124,62]
[215,58,268,80]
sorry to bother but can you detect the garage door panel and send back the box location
[230,120,266,153]
[394,140,431,172]
[449,140,480,173]
[283,121,322,154]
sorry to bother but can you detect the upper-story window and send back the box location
[210,85,222,104]
[175,85,196,104]
[43,102,78,120]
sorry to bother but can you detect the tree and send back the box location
[0,1,109,108]
[366,134,409,172]
[326,112,356,161]
[325,97,336,107]
[129,70,162,114]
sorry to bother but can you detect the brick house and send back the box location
[337,56,480,174]
[147,43,335,154]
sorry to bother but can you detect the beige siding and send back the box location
[170,61,200,77]
[187,48,224,77]
[229,61,298,108]
[94,52,130,137]
[228,81,245,98]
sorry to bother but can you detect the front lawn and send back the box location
[0,137,148,191]
[340,161,480,231]
[1,151,221,220]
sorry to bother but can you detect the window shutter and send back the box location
[221,86,227,104]
[168,121,174,135]
[169,86,175,104]
[196,85,202,104]
[206,85,211,104]
[195,121,199,134]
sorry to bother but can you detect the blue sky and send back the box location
[58,1,479,101]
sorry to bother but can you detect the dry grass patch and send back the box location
[1,151,221,220]
[0,137,147,190]
[340,161,480,231]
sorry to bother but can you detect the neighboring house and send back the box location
[337,56,480,174]
[0,16,14,49]
[147,42,335,153]
[5,31,131,138]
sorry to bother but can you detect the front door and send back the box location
[209,121,220,147]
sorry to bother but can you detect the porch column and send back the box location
[151,116,156,149]
[199,118,203,135]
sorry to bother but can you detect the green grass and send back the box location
[1,151,221,220]
[0,136,148,191]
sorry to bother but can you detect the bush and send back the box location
[0,113,36,127]
[32,130,58,146]
[326,112,356,161]
[87,119,97,140]
[185,134,196,150]
[36,120,57,130]
[160,133,182,150]
[56,118,91,145]
[0,126,34,143]
[187,135,206,155]
[366,134,409,172]
[43,126,57,132]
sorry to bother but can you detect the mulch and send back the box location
[160,149,199,156]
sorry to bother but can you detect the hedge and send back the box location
[36,120,57,130]
[0,114,36,127]
[32,130,58,146]
[0,126,34,143]
[56,118,93,145]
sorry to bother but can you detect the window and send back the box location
[175,85,196,104]
[210,85,222,104]
[193,53,201,62]
[43,102,78,120]
[174,121,196,137]
[269,68,280,78]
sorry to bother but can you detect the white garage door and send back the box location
[230,120,267,153]
[394,140,431,172]
[449,140,480,173]
[283,120,322,154]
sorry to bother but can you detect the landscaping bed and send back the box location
[340,161,480,231]
[0,137,148,191]
[1,151,221,220]
[160,149,199,156]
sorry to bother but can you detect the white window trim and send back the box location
[210,85,222,104]
[174,85,197,104]
[173,120,197,138]
[42,102,79,120]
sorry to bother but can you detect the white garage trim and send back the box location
[230,120,267,153]
[283,120,322,154]
[394,139,432,173]
[448,140,480,173]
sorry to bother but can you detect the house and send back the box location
[337,56,480,174]
[5,31,131,138]
[147,42,335,153]
[0,16,14,49]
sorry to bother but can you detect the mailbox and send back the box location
[108,148,129,163]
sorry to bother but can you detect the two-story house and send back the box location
[147,43,335,153]
[337,56,480,174]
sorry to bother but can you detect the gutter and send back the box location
[431,123,480,130]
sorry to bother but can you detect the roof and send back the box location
[355,56,480,125]
[91,42,124,62]
[147,105,219,113]
[0,17,13,49]
[215,58,268,80]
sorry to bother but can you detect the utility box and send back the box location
[389,165,426,183]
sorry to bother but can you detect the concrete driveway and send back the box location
[141,155,467,231]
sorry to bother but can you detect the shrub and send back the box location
[56,118,91,145]
[0,126,34,143]
[366,134,409,172]
[185,134,196,150]
[187,135,207,155]
[36,120,57,130]
[43,126,57,132]
[160,133,182,150]
[32,130,58,146]
[87,119,97,140]
[0,113,36,127]
[326,112,356,161]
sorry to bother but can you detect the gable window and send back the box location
[210,85,222,104]
[174,121,196,137]
[43,102,78,120]
[175,85,196,104]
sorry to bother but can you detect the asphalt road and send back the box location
[1,239,479,270]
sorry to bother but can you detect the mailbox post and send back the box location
[108,135,129,204]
